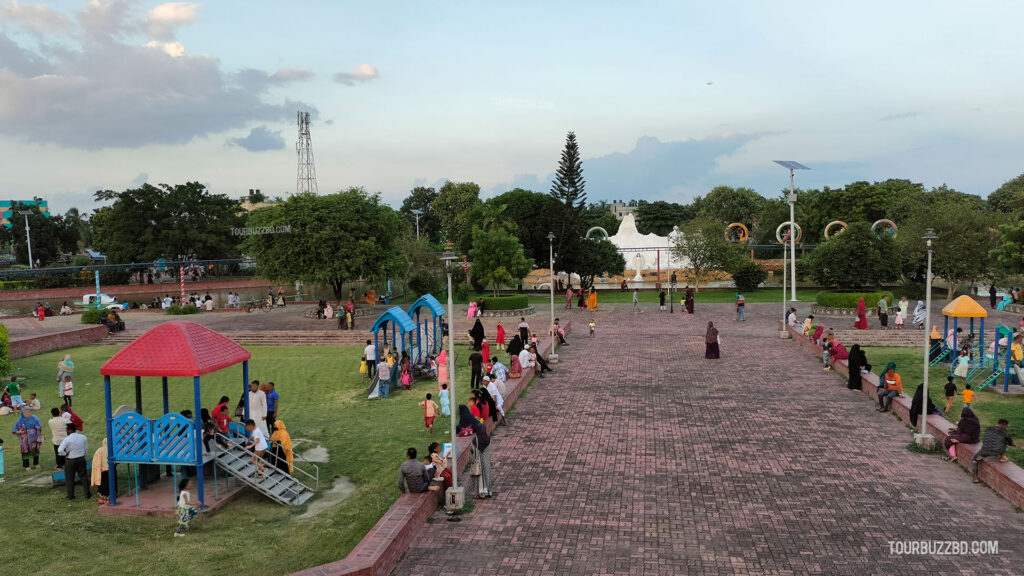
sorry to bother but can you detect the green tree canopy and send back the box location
[433,181,481,252]
[92,182,243,262]
[803,221,900,290]
[484,189,559,266]
[987,173,1024,214]
[6,203,80,266]
[693,186,765,228]
[670,219,742,291]
[549,131,587,274]
[468,227,533,296]
[242,188,409,299]
[399,186,442,242]
[991,220,1024,277]
[574,237,626,290]
[635,201,694,236]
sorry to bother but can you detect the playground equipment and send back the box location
[940,296,987,379]
[871,219,898,239]
[823,220,848,239]
[369,306,417,364]
[775,221,802,245]
[725,222,749,243]
[982,324,1020,392]
[407,294,446,363]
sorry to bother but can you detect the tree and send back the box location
[729,260,768,292]
[574,237,626,290]
[671,219,742,291]
[803,222,899,290]
[399,186,441,242]
[433,181,481,252]
[484,189,559,265]
[991,220,1024,277]
[693,186,765,228]
[987,173,1024,214]
[549,131,587,273]
[242,188,409,299]
[635,201,694,236]
[7,204,78,266]
[468,227,533,296]
[92,182,243,262]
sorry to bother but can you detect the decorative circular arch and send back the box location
[725,222,749,243]
[775,221,802,245]
[585,226,609,239]
[824,220,848,239]
[871,219,898,239]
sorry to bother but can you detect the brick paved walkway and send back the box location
[394,302,1024,575]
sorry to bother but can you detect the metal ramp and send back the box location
[214,434,317,506]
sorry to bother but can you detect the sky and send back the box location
[2,1,1023,214]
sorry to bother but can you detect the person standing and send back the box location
[876,295,890,330]
[57,423,90,500]
[972,419,1015,483]
[57,355,74,404]
[265,382,279,434]
[468,350,484,390]
[6,377,23,410]
[517,318,530,344]
[633,289,640,311]
[735,292,746,322]
[376,356,392,399]
[565,286,573,309]
[990,284,998,309]
[48,407,68,471]
[464,403,493,499]
[704,322,720,359]
[495,321,506,347]
[91,438,110,504]
[897,296,910,330]
[62,375,74,408]
[659,289,666,311]
[174,477,199,536]
[13,407,43,470]
[577,289,586,311]
[685,286,695,314]
[247,381,269,437]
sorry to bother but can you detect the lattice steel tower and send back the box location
[296,111,318,195]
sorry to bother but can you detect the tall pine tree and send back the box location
[549,131,587,274]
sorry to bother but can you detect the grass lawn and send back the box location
[477,287,818,305]
[861,346,1024,467]
[0,342,492,576]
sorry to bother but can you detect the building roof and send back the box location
[941,295,988,318]
[101,321,251,377]
[408,294,446,318]
[369,306,417,334]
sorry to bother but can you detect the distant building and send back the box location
[239,189,275,212]
[608,200,638,221]
[1,198,49,229]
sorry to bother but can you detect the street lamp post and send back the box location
[548,232,557,363]
[918,228,939,444]
[773,161,810,302]
[440,248,463,511]
[411,209,423,240]
[18,210,34,269]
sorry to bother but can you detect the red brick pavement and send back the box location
[393,302,1024,576]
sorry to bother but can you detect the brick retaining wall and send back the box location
[9,326,110,358]
[289,322,571,576]
[785,324,1024,510]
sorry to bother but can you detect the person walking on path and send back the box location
[174,477,198,536]
[589,319,596,337]
[704,322,720,359]
[972,419,1015,483]
[518,318,530,343]
[419,393,439,433]
[633,289,640,311]
[577,289,586,311]
[877,295,890,330]
[57,423,89,499]
[468,350,484,390]
[735,292,746,321]
[565,286,573,309]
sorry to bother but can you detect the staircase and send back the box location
[104,329,370,346]
[214,440,315,506]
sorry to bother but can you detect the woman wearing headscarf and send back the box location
[270,420,294,473]
[436,349,449,387]
[577,289,586,310]
[810,325,824,344]
[704,322,720,359]
[460,399,493,499]
[91,438,110,504]
[495,321,506,346]
[476,386,499,424]
[587,287,598,310]
[943,406,981,463]
[13,407,43,470]
[909,383,940,428]
[853,297,868,330]
[565,286,574,309]
[845,345,871,390]
[457,404,478,435]
[506,333,524,358]
[685,287,695,314]
[468,319,485,351]
[913,300,927,329]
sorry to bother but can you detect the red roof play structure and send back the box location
[101,321,252,377]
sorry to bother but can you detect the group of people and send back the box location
[563,286,601,311]
[989,285,1024,310]
[849,295,926,331]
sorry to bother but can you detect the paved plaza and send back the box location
[394,302,1024,575]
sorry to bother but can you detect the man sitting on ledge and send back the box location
[876,362,903,413]
[398,447,430,494]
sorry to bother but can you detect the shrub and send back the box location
[166,304,202,315]
[407,270,442,298]
[72,255,93,266]
[815,290,895,309]
[32,273,82,289]
[0,324,13,377]
[480,295,529,310]
[81,306,113,324]
[729,260,768,292]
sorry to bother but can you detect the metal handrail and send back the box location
[216,431,319,493]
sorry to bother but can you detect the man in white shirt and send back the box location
[247,380,269,437]
[518,348,535,379]
[787,308,799,327]
[204,299,214,311]
[243,419,269,477]
[57,424,90,500]
[48,407,68,471]
[490,357,508,383]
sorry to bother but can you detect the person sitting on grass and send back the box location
[972,419,1015,484]
[242,419,268,479]
[943,406,980,463]
[876,362,903,413]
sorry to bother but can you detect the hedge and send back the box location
[81,307,114,324]
[0,324,13,377]
[815,290,895,309]
[480,295,529,311]
[166,304,203,315]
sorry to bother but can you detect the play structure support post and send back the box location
[243,361,250,421]
[162,377,169,415]
[134,376,142,414]
[193,376,205,507]
[104,375,116,506]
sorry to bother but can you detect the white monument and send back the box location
[605,213,688,270]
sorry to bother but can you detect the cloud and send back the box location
[880,111,921,121]
[333,64,379,86]
[128,172,149,187]
[273,69,314,82]
[230,126,286,152]
[145,2,198,41]
[0,0,74,35]
[0,1,317,148]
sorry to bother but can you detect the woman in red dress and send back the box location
[495,321,506,346]
[853,297,869,330]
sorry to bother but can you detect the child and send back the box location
[6,377,23,410]
[62,375,73,407]
[960,383,974,408]
[419,393,439,433]
[0,436,5,483]
[243,419,268,478]
[439,383,450,416]
[359,356,368,379]
[174,477,198,537]
[27,393,40,411]
[589,320,596,337]
[894,307,904,329]
[944,376,957,414]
